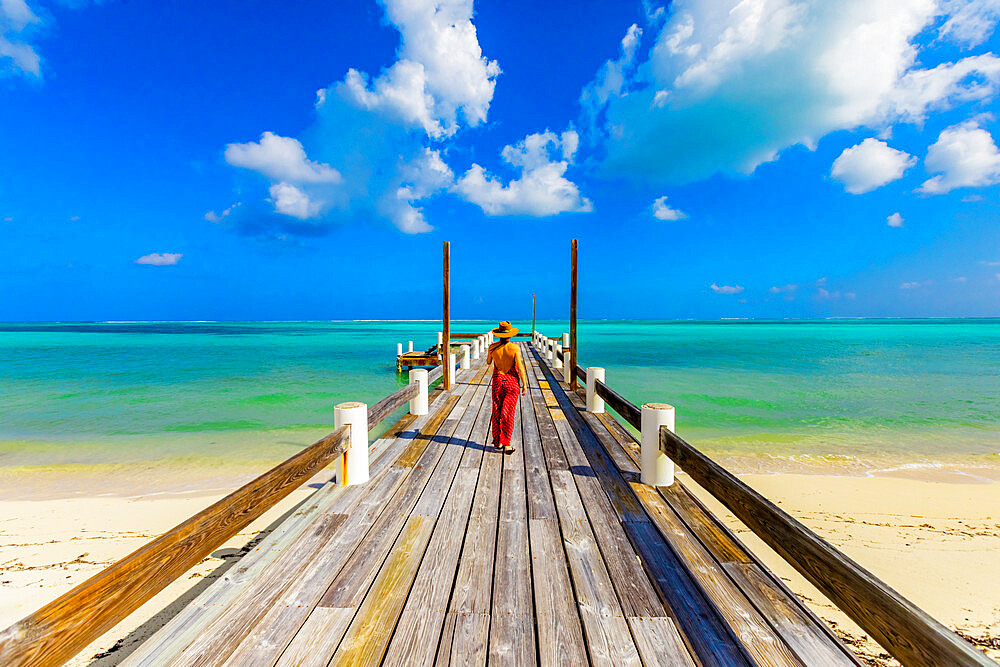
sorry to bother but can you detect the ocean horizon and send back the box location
[2,318,998,498]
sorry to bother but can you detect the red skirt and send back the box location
[491,370,519,447]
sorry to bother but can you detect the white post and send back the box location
[641,403,675,487]
[408,340,413,353]
[437,331,443,349]
[554,343,563,370]
[471,338,480,360]
[546,339,555,362]
[447,353,456,385]
[335,402,369,486]
[586,367,605,413]
[562,333,572,383]
[409,369,428,416]
[397,342,403,357]
[461,344,471,370]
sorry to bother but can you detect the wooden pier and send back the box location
[0,241,993,666]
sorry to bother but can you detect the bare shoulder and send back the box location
[488,341,502,352]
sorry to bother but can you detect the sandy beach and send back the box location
[0,469,996,665]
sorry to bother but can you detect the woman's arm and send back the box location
[515,346,528,394]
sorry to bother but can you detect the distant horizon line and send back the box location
[2,317,999,325]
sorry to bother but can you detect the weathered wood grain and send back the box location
[626,616,697,667]
[368,381,420,431]
[0,424,350,667]
[723,562,856,666]
[549,470,642,666]
[274,607,355,667]
[658,426,992,666]
[527,519,589,667]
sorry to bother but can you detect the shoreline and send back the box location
[0,471,997,665]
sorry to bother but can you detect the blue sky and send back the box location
[2,0,1000,321]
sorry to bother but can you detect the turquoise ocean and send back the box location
[2,320,999,497]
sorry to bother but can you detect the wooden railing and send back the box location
[564,355,994,666]
[0,370,446,667]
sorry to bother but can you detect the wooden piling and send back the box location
[443,241,451,390]
[570,239,578,391]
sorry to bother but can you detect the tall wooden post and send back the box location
[532,293,536,336]
[570,239,578,391]
[443,241,451,389]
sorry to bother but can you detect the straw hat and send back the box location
[492,321,519,338]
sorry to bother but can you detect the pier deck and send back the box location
[122,343,857,667]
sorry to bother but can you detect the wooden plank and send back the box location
[490,408,536,666]
[657,427,993,666]
[624,519,753,667]
[447,613,490,667]
[586,398,857,663]
[332,516,435,667]
[626,616,697,667]
[178,382,467,666]
[520,382,556,520]
[368,382,420,430]
[549,470,642,667]
[275,607,355,667]
[528,518,589,667]
[723,562,857,667]
[383,377,495,666]
[382,469,478,667]
[126,390,458,664]
[630,483,804,667]
[0,424,349,667]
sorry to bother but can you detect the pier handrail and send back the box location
[579,361,993,666]
[0,371,438,667]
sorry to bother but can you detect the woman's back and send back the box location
[489,340,522,375]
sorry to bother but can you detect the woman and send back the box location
[486,321,528,453]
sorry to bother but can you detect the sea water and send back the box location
[1,320,998,496]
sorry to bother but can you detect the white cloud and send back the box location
[919,120,1000,194]
[769,284,797,293]
[225,132,341,184]
[453,130,592,216]
[269,183,322,220]
[135,252,182,266]
[69,215,81,221]
[3,216,12,222]
[0,0,42,78]
[962,193,984,201]
[900,280,931,289]
[586,0,1000,185]
[204,202,241,223]
[580,24,643,133]
[887,212,905,227]
[710,283,743,294]
[339,0,500,138]
[981,260,1000,266]
[651,195,687,220]
[830,138,916,194]
[938,0,1000,47]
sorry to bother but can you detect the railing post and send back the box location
[586,367,605,413]
[562,333,571,383]
[409,369,428,416]
[408,340,413,353]
[471,337,480,360]
[437,331,443,351]
[397,342,403,357]
[461,344,471,370]
[641,403,675,486]
[553,342,563,370]
[546,338,554,362]
[447,352,456,385]
[335,402,369,486]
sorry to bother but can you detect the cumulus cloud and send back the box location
[339,0,499,138]
[453,130,592,216]
[938,0,1000,47]
[919,120,1000,194]
[887,212,905,227]
[225,132,341,184]
[204,202,241,223]
[269,183,322,219]
[651,195,687,220]
[580,24,643,134]
[585,0,1000,185]
[0,0,42,78]
[830,138,916,193]
[710,283,744,294]
[769,284,797,293]
[219,0,500,235]
[135,252,182,266]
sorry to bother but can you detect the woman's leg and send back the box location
[491,374,503,446]
[498,375,519,448]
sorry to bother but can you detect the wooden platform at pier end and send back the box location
[122,342,860,667]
